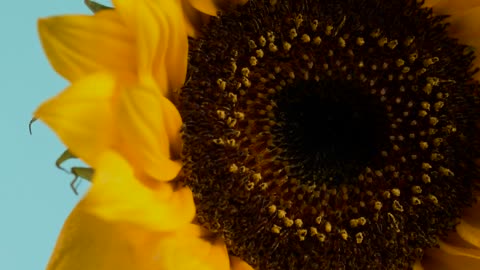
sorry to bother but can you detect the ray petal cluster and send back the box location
[35,1,250,269]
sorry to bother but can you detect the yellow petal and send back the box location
[34,73,116,167]
[188,0,219,16]
[426,0,480,15]
[82,151,195,231]
[457,219,480,249]
[446,7,480,42]
[421,242,480,270]
[438,240,480,259]
[413,260,424,270]
[116,84,182,181]
[149,0,189,92]
[47,205,141,270]
[47,206,219,270]
[161,93,184,158]
[424,0,442,7]
[230,256,254,270]
[179,0,249,37]
[113,0,188,93]
[456,200,480,248]
[38,11,135,82]
[149,224,230,270]
[179,0,212,37]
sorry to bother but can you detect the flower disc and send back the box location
[179,0,480,269]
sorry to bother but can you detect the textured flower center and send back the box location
[179,0,480,269]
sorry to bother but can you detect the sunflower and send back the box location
[36,0,480,269]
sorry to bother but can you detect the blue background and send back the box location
[0,1,110,269]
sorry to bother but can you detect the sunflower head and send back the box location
[36,0,480,269]
[179,0,480,268]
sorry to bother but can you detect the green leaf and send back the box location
[84,0,112,13]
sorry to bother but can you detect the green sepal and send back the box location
[55,150,94,195]
[84,0,112,13]
[55,149,77,172]
[70,167,94,195]
[28,118,37,135]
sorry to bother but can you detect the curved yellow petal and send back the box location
[34,73,116,167]
[150,224,230,270]
[424,0,442,7]
[230,256,254,270]
[422,207,480,269]
[438,240,480,259]
[82,151,195,231]
[148,0,188,92]
[179,0,211,37]
[113,0,188,93]
[426,0,480,15]
[47,205,141,270]
[446,7,480,41]
[116,85,182,181]
[456,200,480,248]
[188,0,219,16]
[413,260,424,270]
[110,0,135,28]
[421,241,480,270]
[179,0,249,37]
[457,219,480,248]
[47,205,218,270]
[161,93,184,158]
[38,10,135,82]
[35,72,182,180]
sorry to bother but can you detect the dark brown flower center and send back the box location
[274,79,389,184]
[179,0,480,269]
